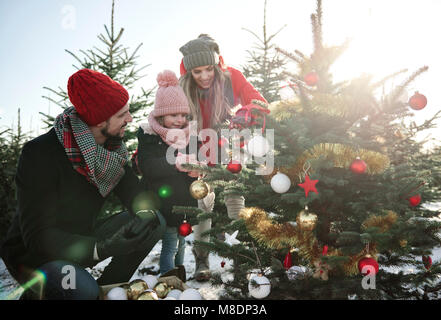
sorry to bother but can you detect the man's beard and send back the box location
[101,123,125,144]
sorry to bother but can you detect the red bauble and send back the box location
[408,91,427,110]
[178,221,192,237]
[350,158,367,174]
[408,194,421,207]
[422,255,432,270]
[304,71,319,86]
[358,256,379,275]
[283,251,293,270]
[221,261,226,268]
[227,161,242,174]
[218,137,229,148]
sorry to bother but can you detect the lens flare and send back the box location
[6,270,46,300]
[158,185,172,198]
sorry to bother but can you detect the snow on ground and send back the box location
[1,202,440,300]
[0,233,233,300]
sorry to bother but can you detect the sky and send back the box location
[1,0,440,147]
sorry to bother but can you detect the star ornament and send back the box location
[225,230,240,246]
[298,174,319,198]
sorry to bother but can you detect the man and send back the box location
[0,69,165,299]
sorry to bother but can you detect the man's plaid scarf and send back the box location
[54,107,129,197]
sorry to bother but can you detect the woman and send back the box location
[179,34,267,281]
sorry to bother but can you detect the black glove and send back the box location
[96,212,159,259]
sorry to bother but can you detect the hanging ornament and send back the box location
[313,245,331,280]
[189,179,209,200]
[408,194,421,207]
[227,161,242,174]
[298,174,319,197]
[137,289,159,300]
[296,206,318,231]
[399,239,408,248]
[408,91,427,110]
[248,274,271,299]
[128,279,149,300]
[106,287,128,300]
[287,266,308,281]
[221,261,226,268]
[283,251,293,270]
[224,194,245,220]
[270,172,291,193]
[358,255,379,275]
[422,255,432,270]
[312,260,331,280]
[304,71,319,86]
[178,220,192,237]
[350,157,367,174]
[247,135,270,157]
[179,288,203,300]
[224,230,241,246]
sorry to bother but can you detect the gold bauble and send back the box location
[189,180,209,200]
[119,284,131,299]
[154,282,171,299]
[137,289,159,300]
[128,279,148,300]
[297,207,318,231]
[399,239,408,247]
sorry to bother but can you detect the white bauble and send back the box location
[178,288,202,300]
[163,297,177,300]
[279,86,296,100]
[270,172,291,193]
[166,289,182,300]
[106,287,128,300]
[248,275,271,299]
[287,266,308,281]
[141,275,158,289]
[247,136,270,157]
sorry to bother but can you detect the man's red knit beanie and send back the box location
[67,69,129,126]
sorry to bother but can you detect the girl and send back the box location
[179,34,267,281]
[136,70,201,277]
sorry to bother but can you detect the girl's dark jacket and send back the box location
[136,125,197,228]
[0,128,142,271]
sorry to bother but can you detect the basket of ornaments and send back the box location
[100,275,202,300]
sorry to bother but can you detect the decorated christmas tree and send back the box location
[189,0,441,299]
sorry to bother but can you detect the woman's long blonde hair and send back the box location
[180,65,232,132]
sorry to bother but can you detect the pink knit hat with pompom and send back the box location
[153,70,190,117]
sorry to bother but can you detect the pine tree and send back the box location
[241,0,287,103]
[39,0,154,219]
[0,109,30,238]
[193,0,441,299]
[40,0,154,152]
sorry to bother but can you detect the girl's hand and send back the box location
[176,153,198,172]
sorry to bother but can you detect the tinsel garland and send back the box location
[240,207,398,276]
[270,143,390,184]
[269,93,356,120]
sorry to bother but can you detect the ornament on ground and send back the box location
[408,91,427,110]
[358,255,379,275]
